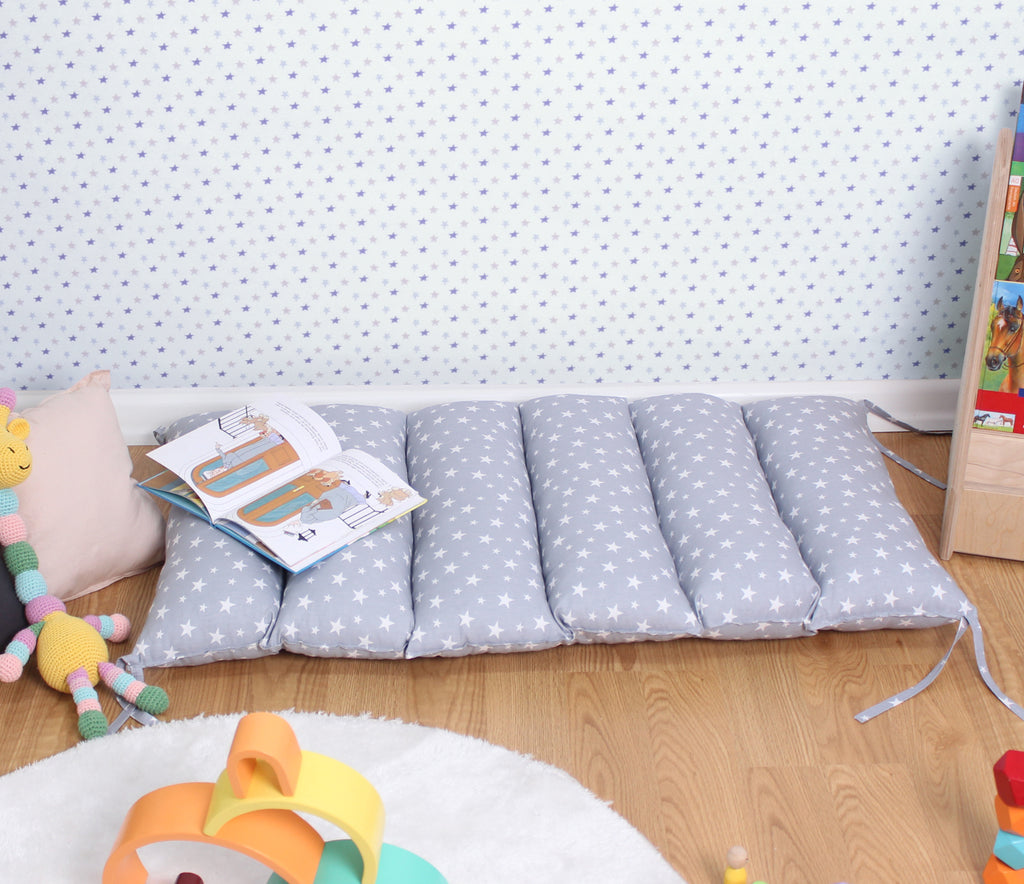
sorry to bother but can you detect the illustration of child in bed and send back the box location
[234,467,386,530]
[190,412,298,497]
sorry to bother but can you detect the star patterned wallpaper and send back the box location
[2,2,1022,390]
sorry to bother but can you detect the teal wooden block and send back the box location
[266,840,447,884]
[995,829,1024,871]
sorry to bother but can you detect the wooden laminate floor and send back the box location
[4,433,1024,883]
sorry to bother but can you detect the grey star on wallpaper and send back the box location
[3,4,1016,389]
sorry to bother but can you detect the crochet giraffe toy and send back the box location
[0,387,169,740]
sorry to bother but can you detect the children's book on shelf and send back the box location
[974,83,1024,434]
[140,398,425,572]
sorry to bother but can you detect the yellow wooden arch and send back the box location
[102,712,445,884]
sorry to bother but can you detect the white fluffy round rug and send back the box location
[0,711,687,884]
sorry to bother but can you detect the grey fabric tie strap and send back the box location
[862,399,947,490]
[853,401,1024,722]
[856,607,1024,723]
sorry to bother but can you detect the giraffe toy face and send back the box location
[0,388,32,490]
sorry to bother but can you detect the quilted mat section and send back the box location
[124,409,285,670]
[631,394,820,638]
[742,396,967,631]
[122,508,285,669]
[405,401,569,656]
[267,404,415,658]
[520,394,699,642]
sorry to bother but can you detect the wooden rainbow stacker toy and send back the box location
[102,711,447,883]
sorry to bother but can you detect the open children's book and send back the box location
[140,399,425,572]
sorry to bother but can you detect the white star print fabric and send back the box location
[123,409,285,670]
[122,508,284,669]
[743,397,967,631]
[127,394,973,671]
[268,405,415,659]
[405,401,569,656]
[631,394,820,638]
[521,395,698,642]
[119,392,1024,723]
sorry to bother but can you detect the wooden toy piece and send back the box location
[724,844,748,884]
[996,751,1024,807]
[102,781,326,884]
[103,712,447,884]
[996,830,1024,870]
[205,711,386,884]
[985,853,1024,883]
[998,796,1024,836]
[267,840,449,884]
[225,710,303,796]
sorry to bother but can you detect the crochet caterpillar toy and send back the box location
[0,388,169,740]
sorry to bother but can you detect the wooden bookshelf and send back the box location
[940,127,1024,559]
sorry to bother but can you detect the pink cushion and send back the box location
[14,371,165,600]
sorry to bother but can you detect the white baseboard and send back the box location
[16,378,960,445]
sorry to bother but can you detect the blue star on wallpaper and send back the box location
[1,2,1021,389]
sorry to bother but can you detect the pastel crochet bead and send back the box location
[3,636,32,666]
[85,613,130,642]
[0,388,15,410]
[109,613,130,642]
[0,651,25,681]
[3,540,37,576]
[24,591,61,623]
[14,570,48,605]
[100,664,133,694]
[71,683,100,708]
[19,581,56,614]
[0,488,17,517]
[0,513,26,546]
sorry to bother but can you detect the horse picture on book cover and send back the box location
[985,293,1024,394]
